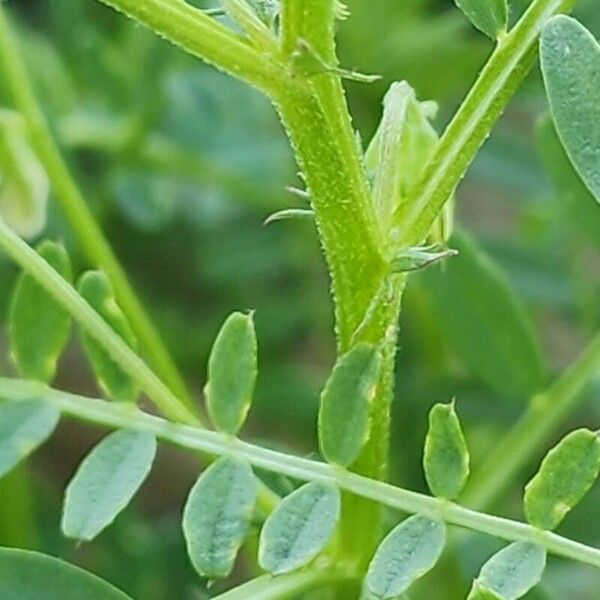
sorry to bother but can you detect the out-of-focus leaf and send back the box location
[9,240,72,382]
[453,0,508,39]
[524,429,600,530]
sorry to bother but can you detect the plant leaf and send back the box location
[0,400,59,479]
[366,514,446,599]
[183,456,257,578]
[0,547,133,599]
[263,208,315,225]
[78,271,139,403]
[468,542,546,600]
[541,16,600,204]
[421,230,545,400]
[205,311,257,435]
[318,343,381,467]
[454,0,508,40]
[524,429,600,530]
[258,481,341,575]
[61,429,156,541]
[467,585,503,600]
[423,402,470,500]
[9,240,72,382]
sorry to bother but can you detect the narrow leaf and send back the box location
[541,16,600,204]
[366,514,446,599]
[183,456,257,578]
[454,0,508,40]
[423,402,470,500]
[78,271,139,403]
[258,481,341,575]
[524,429,600,530]
[318,343,381,467]
[390,244,459,273]
[0,547,133,599]
[62,430,156,541]
[469,542,546,600]
[0,400,59,479]
[205,311,257,435]
[9,240,72,382]
[263,208,315,225]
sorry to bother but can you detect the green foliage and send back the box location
[318,343,381,467]
[365,515,445,599]
[453,0,508,39]
[467,542,546,599]
[0,400,59,479]
[423,402,470,500]
[78,271,139,403]
[258,482,341,575]
[0,547,133,599]
[182,456,257,578]
[541,16,600,204]
[205,312,258,435]
[9,240,72,382]
[62,430,157,541]
[524,429,600,530]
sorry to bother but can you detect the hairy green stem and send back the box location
[1,379,599,570]
[463,329,600,511]
[0,5,195,413]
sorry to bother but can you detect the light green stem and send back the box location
[463,329,600,511]
[0,5,195,412]
[1,378,599,570]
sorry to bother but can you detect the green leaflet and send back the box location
[421,231,545,401]
[468,542,547,600]
[423,402,470,500]
[0,110,48,239]
[182,456,257,578]
[318,343,381,467]
[9,240,72,382]
[263,208,315,225]
[0,547,133,599]
[541,16,600,205]
[62,430,156,541]
[524,429,600,530]
[205,311,257,435]
[366,514,446,599]
[258,481,341,575]
[0,399,59,479]
[78,271,139,403]
[453,0,508,40]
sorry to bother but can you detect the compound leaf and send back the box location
[9,240,72,383]
[62,429,156,541]
[0,400,59,479]
[524,429,600,530]
[318,343,381,467]
[454,0,508,40]
[205,311,257,435]
[541,16,600,204]
[366,514,446,599]
[423,402,470,500]
[183,456,257,578]
[0,547,133,599]
[258,481,340,575]
[78,271,139,403]
[468,542,546,599]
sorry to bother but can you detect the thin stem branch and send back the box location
[1,378,599,570]
[0,5,195,413]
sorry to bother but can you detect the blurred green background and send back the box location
[0,0,599,598]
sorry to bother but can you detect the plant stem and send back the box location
[0,216,198,425]
[0,5,195,414]
[395,0,578,246]
[463,329,600,511]
[2,378,599,570]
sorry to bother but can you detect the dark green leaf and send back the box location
[9,240,72,383]
[0,400,59,478]
[205,311,257,435]
[62,430,156,541]
[318,343,381,467]
[258,481,340,575]
[454,0,508,39]
[183,456,257,578]
[524,429,600,530]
